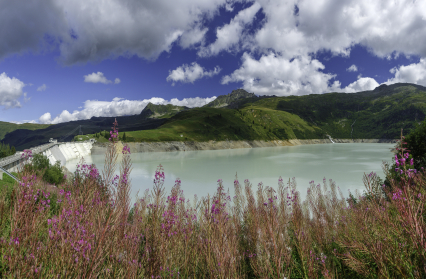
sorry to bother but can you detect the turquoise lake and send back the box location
[65,143,395,205]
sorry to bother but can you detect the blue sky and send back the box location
[0,0,425,124]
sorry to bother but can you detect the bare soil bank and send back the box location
[91,139,397,155]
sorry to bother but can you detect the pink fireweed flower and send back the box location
[109,119,119,142]
[122,145,131,154]
[21,149,33,159]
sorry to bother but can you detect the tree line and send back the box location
[0,142,16,159]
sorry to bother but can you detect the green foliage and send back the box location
[0,143,16,159]
[32,153,50,170]
[1,172,18,184]
[104,130,110,140]
[122,132,127,142]
[405,117,426,169]
[382,119,426,197]
[26,154,65,186]
[0,182,14,236]
[43,161,65,185]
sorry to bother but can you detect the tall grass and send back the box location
[0,121,425,278]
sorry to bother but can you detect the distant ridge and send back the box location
[204,89,256,108]
[373,83,426,92]
[140,103,189,119]
[0,122,51,140]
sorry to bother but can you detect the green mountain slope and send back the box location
[0,122,51,140]
[120,83,426,142]
[99,106,323,142]
[140,103,189,119]
[248,83,426,139]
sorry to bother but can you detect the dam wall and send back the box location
[0,141,94,178]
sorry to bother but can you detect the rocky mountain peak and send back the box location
[204,89,256,108]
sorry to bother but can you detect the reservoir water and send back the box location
[65,143,395,205]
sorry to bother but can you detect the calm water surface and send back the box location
[65,143,395,205]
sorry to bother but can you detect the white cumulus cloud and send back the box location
[220,0,426,95]
[198,2,261,57]
[221,52,382,95]
[0,72,25,109]
[84,72,120,85]
[385,58,426,85]
[37,96,217,124]
[2,0,426,96]
[168,96,217,107]
[179,25,208,49]
[0,0,230,64]
[9,120,37,124]
[39,112,52,124]
[225,2,234,12]
[37,84,47,91]
[347,65,358,72]
[253,0,426,60]
[221,52,339,96]
[337,77,379,93]
[167,62,221,85]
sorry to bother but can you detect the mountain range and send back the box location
[2,83,426,150]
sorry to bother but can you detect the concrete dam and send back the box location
[0,139,95,177]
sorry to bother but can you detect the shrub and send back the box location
[32,153,50,171]
[24,153,65,186]
[405,117,426,170]
[69,161,109,201]
[383,125,423,197]
[42,161,65,186]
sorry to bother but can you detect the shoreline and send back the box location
[91,138,397,155]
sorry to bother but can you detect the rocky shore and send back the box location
[91,138,397,155]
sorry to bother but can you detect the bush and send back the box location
[32,153,50,170]
[24,154,65,186]
[383,118,426,196]
[42,161,65,186]
[405,118,426,170]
